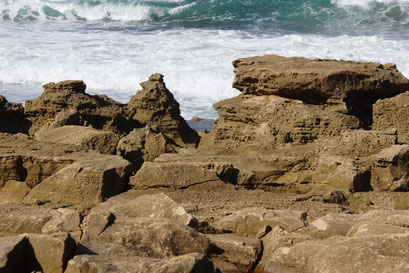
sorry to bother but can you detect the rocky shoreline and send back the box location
[0,54,408,273]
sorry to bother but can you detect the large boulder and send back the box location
[78,193,212,271]
[65,253,217,273]
[129,161,227,190]
[128,73,199,147]
[199,94,361,154]
[214,208,307,237]
[35,125,119,155]
[24,76,198,148]
[0,96,28,134]
[0,133,132,205]
[233,54,409,103]
[373,91,409,144]
[24,80,137,136]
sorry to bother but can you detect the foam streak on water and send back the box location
[1,0,409,118]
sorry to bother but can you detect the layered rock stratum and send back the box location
[0,55,408,272]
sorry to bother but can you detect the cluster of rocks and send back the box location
[1,54,409,272]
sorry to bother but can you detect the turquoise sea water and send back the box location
[1,0,409,118]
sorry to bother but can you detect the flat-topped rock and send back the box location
[0,133,132,205]
[35,125,119,155]
[233,54,409,102]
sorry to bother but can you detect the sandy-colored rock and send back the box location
[88,192,197,227]
[309,213,358,238]
[117,125,176,171]
[215,208,307,237]
[0,205,56,235]
[130,161,226,190]
[200,95,360,154]
[306,234,409,273]
[0,181,30,204]
[371,144,409,191]
[81,217,210,259]
[25,155,131,205]
[0,132,132,205]
[65,253,217,273]
[35,125,119,154]
[42,208,81,241]
[0,95,28,134]
[373,91,409,144]
[233,54,409,102]
[128,73,199,147]
[207,234,262,272]
[24,80,137,136]
[28,232,76,273]
[0,235,28,273]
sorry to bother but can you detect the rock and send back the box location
[309,213,358,238]
[25,155,132,205]
[65,253,217,273]
[347,222,409,238]
[28,232,76,273]
[116,125,176,171]
[0,235,28,273]
[24,80,138,136]
[35,125,119,154]
[129,161,226,190]
[207,234,262,273]
[81,216,210,259]
[88,192,198,227]
[0,95,28,134]
[233,55,409,125]
[0,205,56,235]
[42,208,82,241]
[322,190,348,205]
[215,208,307,237]
[317,129,397,157]
[0,133,132,205]
[80,193,210,260]
[373,91,409,144]
[199,94,360,154]
[261,226,313,259]
[0,181,30,204]
[128,73,199,147]
[371,145,409,191]
[306,234,409,273]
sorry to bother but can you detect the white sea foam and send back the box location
[333,0,409,9]
[1,22,409,118]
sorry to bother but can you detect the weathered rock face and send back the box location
[77,193,213,272]
[233,55,409,102]
[0,133,132,205]
[117,125,176,172]
[257,210,409,273]
[24,80,137,136]
[215,208,307,237]
[65,253,217,273]
[130,161,228,190]
[0,95,30,134]
[373,91,409,144]
[371,145,409,191]
[207,234,262,272]
[24,76,198,148]
[200,94,361,154]
[128,73,199,147]
[0,96,29,134]
[35,125,119,155]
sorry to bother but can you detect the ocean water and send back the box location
[1,0,409,119]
